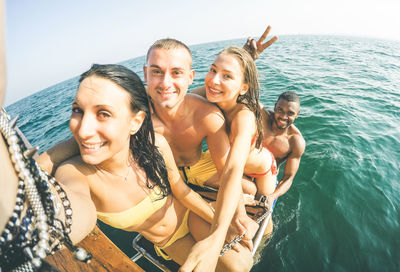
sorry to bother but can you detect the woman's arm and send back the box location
[0,137,19,232]
[0,1,96,240]
[0,0,5,104]
[53,160,97,244]
[36,137,80,175]
[155,133,214,223]
[0,1,19,232]
[0,118,96,245]
[209,110,256,233]
[181,110,257,271]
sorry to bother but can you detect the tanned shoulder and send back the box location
[262,107,273,120]
[231,108,256,134]
[289,126,305,157]
[53,156,95,195]
[57,156,94,178]
[289,124,304,142]
[154,133,169,151]
[186,93,225,131]
[186,93,220,111]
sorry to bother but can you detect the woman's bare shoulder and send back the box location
[55,156,95,181]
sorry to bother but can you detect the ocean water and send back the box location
[5,35,400,271]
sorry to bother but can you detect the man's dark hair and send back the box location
[278,91,300,104]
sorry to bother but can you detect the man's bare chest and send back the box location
[263,134,291,161]
[153,118,204,156]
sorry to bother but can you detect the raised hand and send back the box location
[243,25,278,60]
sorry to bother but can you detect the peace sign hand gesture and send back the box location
[243,25,278,60]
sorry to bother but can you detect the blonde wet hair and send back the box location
[218,46,263,148]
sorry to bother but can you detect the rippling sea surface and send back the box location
[6,35,400,271]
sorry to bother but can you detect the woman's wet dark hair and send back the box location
[79,64,171,197]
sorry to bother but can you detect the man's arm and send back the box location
[190,86,206,98]
[155,133,214,224]
[243,25,278,60]
[270,135,305,201]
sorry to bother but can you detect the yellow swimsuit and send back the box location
[97,186,191,261]
[178,149,217,186]
[154,209,190,260]
[97,186,167,229]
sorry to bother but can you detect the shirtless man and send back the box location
[261,91,306,204]
[144,39,228,188]
[143,30,277,271]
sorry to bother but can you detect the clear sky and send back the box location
[4,0,400,106]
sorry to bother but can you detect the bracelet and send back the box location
[47,175,73,234]
[0,107,91,271]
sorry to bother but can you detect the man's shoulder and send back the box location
[180,94,225,136]
[261,107,274,121]
[185,93,225,121]
[261,105,273,115]
[185,93,217,108]
[288,125,305,154]
[289,124,302,138]
[154,133,169,149]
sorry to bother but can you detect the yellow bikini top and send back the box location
[97,186,167,229]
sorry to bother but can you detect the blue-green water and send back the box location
[5,35,400,271]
